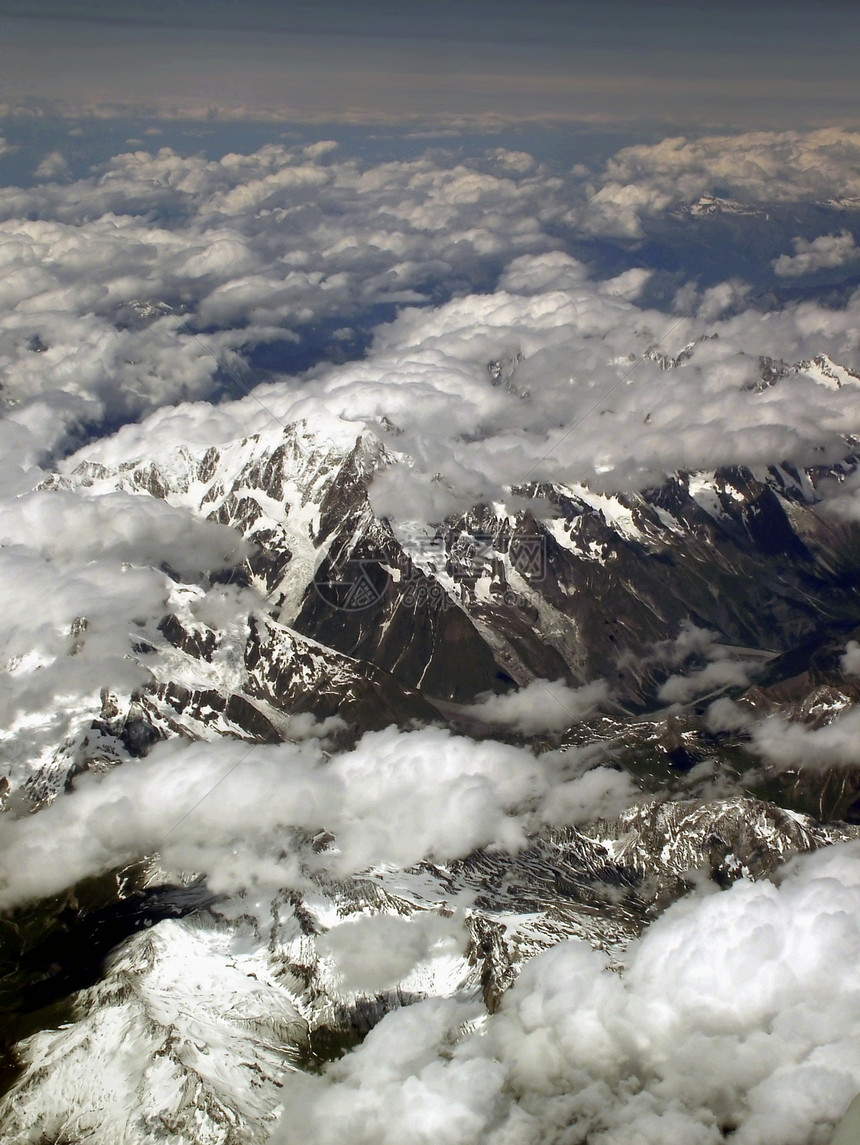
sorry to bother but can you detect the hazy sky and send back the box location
[1,0,858,127]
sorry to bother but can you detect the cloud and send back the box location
[0,488,248,575]
[5,126,860,1145]
[843,641,860,677]
[56,250,860,531]
[0,481,251,804]
[654,622,727,667]
[300,280,860,517]
[599,266,652,301]
[463,678,609,735]
[315,911,467,994]
[1,131,857,821]
[706,696,757,734]
[0,546,166,715]
[2,131,860,527]
[579,128,860,238]
[644,623,756,706]
[538,761,640,827]
[497,251,588,295]
[817,469,860,521]
[694,278,753,322]
[0,141,569,466]
[273,841,860,1145]
[0,724,640,910]
[659,658,753,705]
[278,996,502,1145]
[750,707,860,772]
[774,231,860,277]
[33,149,70,180]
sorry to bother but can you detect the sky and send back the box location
[1,0,859,127]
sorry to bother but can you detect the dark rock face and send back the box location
[294,457,860,709]
[302,457,860,709]
[241,614,437,730]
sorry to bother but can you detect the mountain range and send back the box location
[4,345,860,1141]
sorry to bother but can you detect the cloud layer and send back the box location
[3,128,860,811]
[2,128,860,801]
[0,725,639,910]
[275,841,860,1145]
[0,140,567,463]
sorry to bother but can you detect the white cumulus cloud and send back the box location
[463,678,609,735]
[273,841,860,1145]
[774,230,860,277]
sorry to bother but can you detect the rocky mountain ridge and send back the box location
[44,410,860,722]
